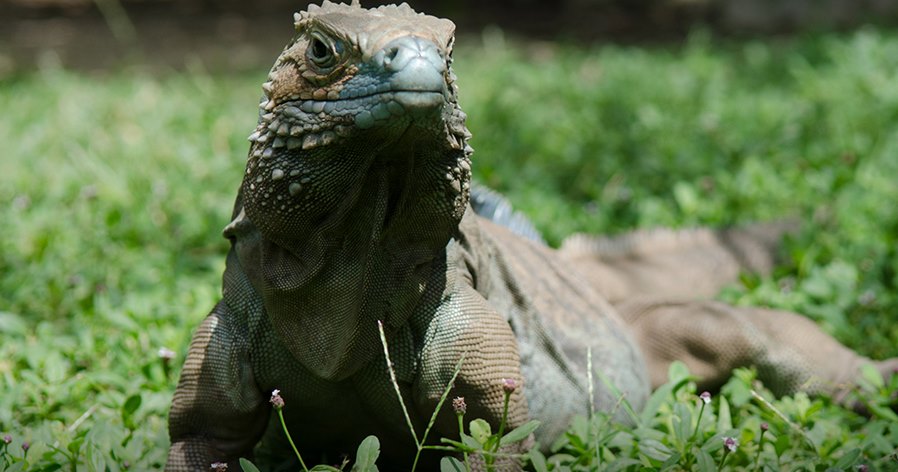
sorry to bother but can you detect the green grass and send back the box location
[2,27,898,470]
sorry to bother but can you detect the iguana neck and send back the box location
[238,119,469,381]
[242,120,469,275]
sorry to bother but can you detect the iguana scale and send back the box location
[167,2,898,470]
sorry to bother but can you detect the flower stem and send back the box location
[458,414,471,472]
[377,320,419,446]
[496,391,511,449]
[718,449,730,469]
[754,428,767,471]
[278,408,309,472]
[691,402,706,442]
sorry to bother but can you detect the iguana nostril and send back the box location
[379,36,445,94]
[380,36,444,73]
[383,46,400,66]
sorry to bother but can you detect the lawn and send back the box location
[1,27,897,470]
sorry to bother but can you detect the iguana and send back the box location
[167,2,898,470]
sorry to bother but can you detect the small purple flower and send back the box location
[501,378,518,394]
[699,391,711,404]
[21,441,29,452]
[859,290,876,306]
[158,347,176,362]
[452,396,467,415]
[857,464,869,472]
[778,276,796,294]
[760,422,769,432]
[210,461,228,471]
[12,195,30,211]
[723,436,738,452]
[270,389,285,410]
[80,185,98,200]
[2,434,11,444]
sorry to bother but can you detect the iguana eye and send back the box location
[307,33,337,70]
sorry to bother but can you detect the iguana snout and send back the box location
[373,35,448,113]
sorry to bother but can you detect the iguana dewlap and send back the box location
[167,2,898,470]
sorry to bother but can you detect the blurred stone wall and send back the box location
[2,0,897,72]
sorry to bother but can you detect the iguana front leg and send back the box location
[414,284,532,467]
[167,302,269,471]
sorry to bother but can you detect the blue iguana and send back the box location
[166,2,898,470]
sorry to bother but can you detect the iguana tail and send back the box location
[559,221,798,303]
[617,297,898,397]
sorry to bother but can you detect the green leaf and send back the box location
[639,381,675,426]
[667,361,691,386]
[774,434,791,456]
[673,181,699,215]
[0,311,27,335]
[122,394,141,418]
[528,448,549,472]
[568,416,588,443]
[672,403,692,446]
[833,447,862,468]
[483,435,499,452]
[68,436,85,455]
[460,432,481,450]
[720,368,754,406]
[716,396,732,432]
[309,466,343,472]
[639,439,673,461]
[4,462,26,472]
[866,401,898,422]
[469,419,492,445]
[351,435,380,472]
[239,458,262,472]
[439,456,466,472]
[121,393,142,430]
[695,448,716,472]
[85,445,107,472]
[604,458,643,471]
[859,363,884,390]
[564,430,587,452]
[659,451,681,469]
[500,420,540,446]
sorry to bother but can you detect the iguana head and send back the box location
[241,1,471,253]
[236,1,473,379]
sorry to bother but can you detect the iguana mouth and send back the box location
[248,87,446,153]
[287,89,445,112]
[391,90,445,110]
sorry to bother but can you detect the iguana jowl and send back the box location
[167,2,898,470]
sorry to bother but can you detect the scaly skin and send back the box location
[168,2,898,470]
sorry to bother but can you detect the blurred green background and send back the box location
[1,1,898,469]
